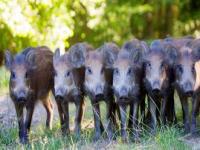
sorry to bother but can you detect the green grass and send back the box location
[0,123,190,150]
[0,67,192,150]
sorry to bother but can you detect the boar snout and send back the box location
[119,87,129,99]
[151,80,161,94]
[94,85,104,99]
[183,81,193,96]
[55,88,65,100]
[16,90,27,102]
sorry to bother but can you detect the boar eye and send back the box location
[192,64,195,73]
[86,67,92,74]
[65,71,71,77]
[176,64,183,73]
[114,68,119,75]
[127,68,132,75]
[145,62,151,68]
[11,71,16,79]
[54,71,57,76]
[101,68,104,74]
[160,62,165,68]
[25,72,28,79]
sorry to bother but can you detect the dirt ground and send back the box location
[0,94,60,128]
[1,94,200,149]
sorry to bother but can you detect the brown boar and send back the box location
[53,43,92,136]
[4,46,54,144]
[166,38,200,134]
[143,40,176,133]
[111,39,146,142]
[82,43,119,141]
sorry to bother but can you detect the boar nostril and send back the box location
[119,96,128,100]
[119,87,128,97]
[183,82,193,95]
[152,88,160,94]
[95,94,104,99]
[95,85,103,95]
[55,95,64,100]
[17,97,26,102]
[185,91,193,96]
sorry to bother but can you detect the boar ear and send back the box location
[124,40,148,64]
[141,41,150,54]
[165,44,178,65]
[69,43,92,68]
[191,40,200,61]
[100,43,119,68]
[26,49,37,70]
[150,40,164,52]
[130,48,144,64]
[4,50,13,70]
[53,48,60,62]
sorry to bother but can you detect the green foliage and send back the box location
[0,0,199,54]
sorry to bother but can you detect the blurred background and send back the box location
[0,0,200,65]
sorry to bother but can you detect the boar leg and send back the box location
[140,94,146,123]
[61,102,70,135]
[128,103,133,129]
[56,100,64,127]
[42,98,53,129]
[15,104,28,144]
[74,99,85,136]
[110,98,118,129]
[119,104,128,142]
[161,97,167,125]
[131,102,139,142]
[167,89,176,123]
[105,101,115,140]
[25,105,34,132]
[149,96,157,134]
[191,96,200,134]
[180,96,190,133]
[92,102,102,141]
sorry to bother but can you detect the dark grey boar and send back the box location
[111,39,146,142]
[143,40,176,133]
[53,43,92,136]
[166,38,200,134]
[82,43,119,141]
[5,46,54,144]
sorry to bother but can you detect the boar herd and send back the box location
[4,37,200,144]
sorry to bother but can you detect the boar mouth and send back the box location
[95,94,104,100]
[16,97,27,103]
[151,88,161,95]
[118,96,130,103]
[184,91,193,97]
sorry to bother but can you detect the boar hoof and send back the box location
[20,137,29,144]
[150,128,156,136]
[61,128,70,136]
[74,127,81,137]
[93,133,101,142]
[191,125,198,136]
[130,132,140,143]
[121,136,128,143]
[184,124,190,134]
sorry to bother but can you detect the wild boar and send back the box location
[4,46,54,144]
[111,39,146,142]
[82,43,119,141]
[53,43,92,136]
[166,38,200,134]
[143,40,177,133]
